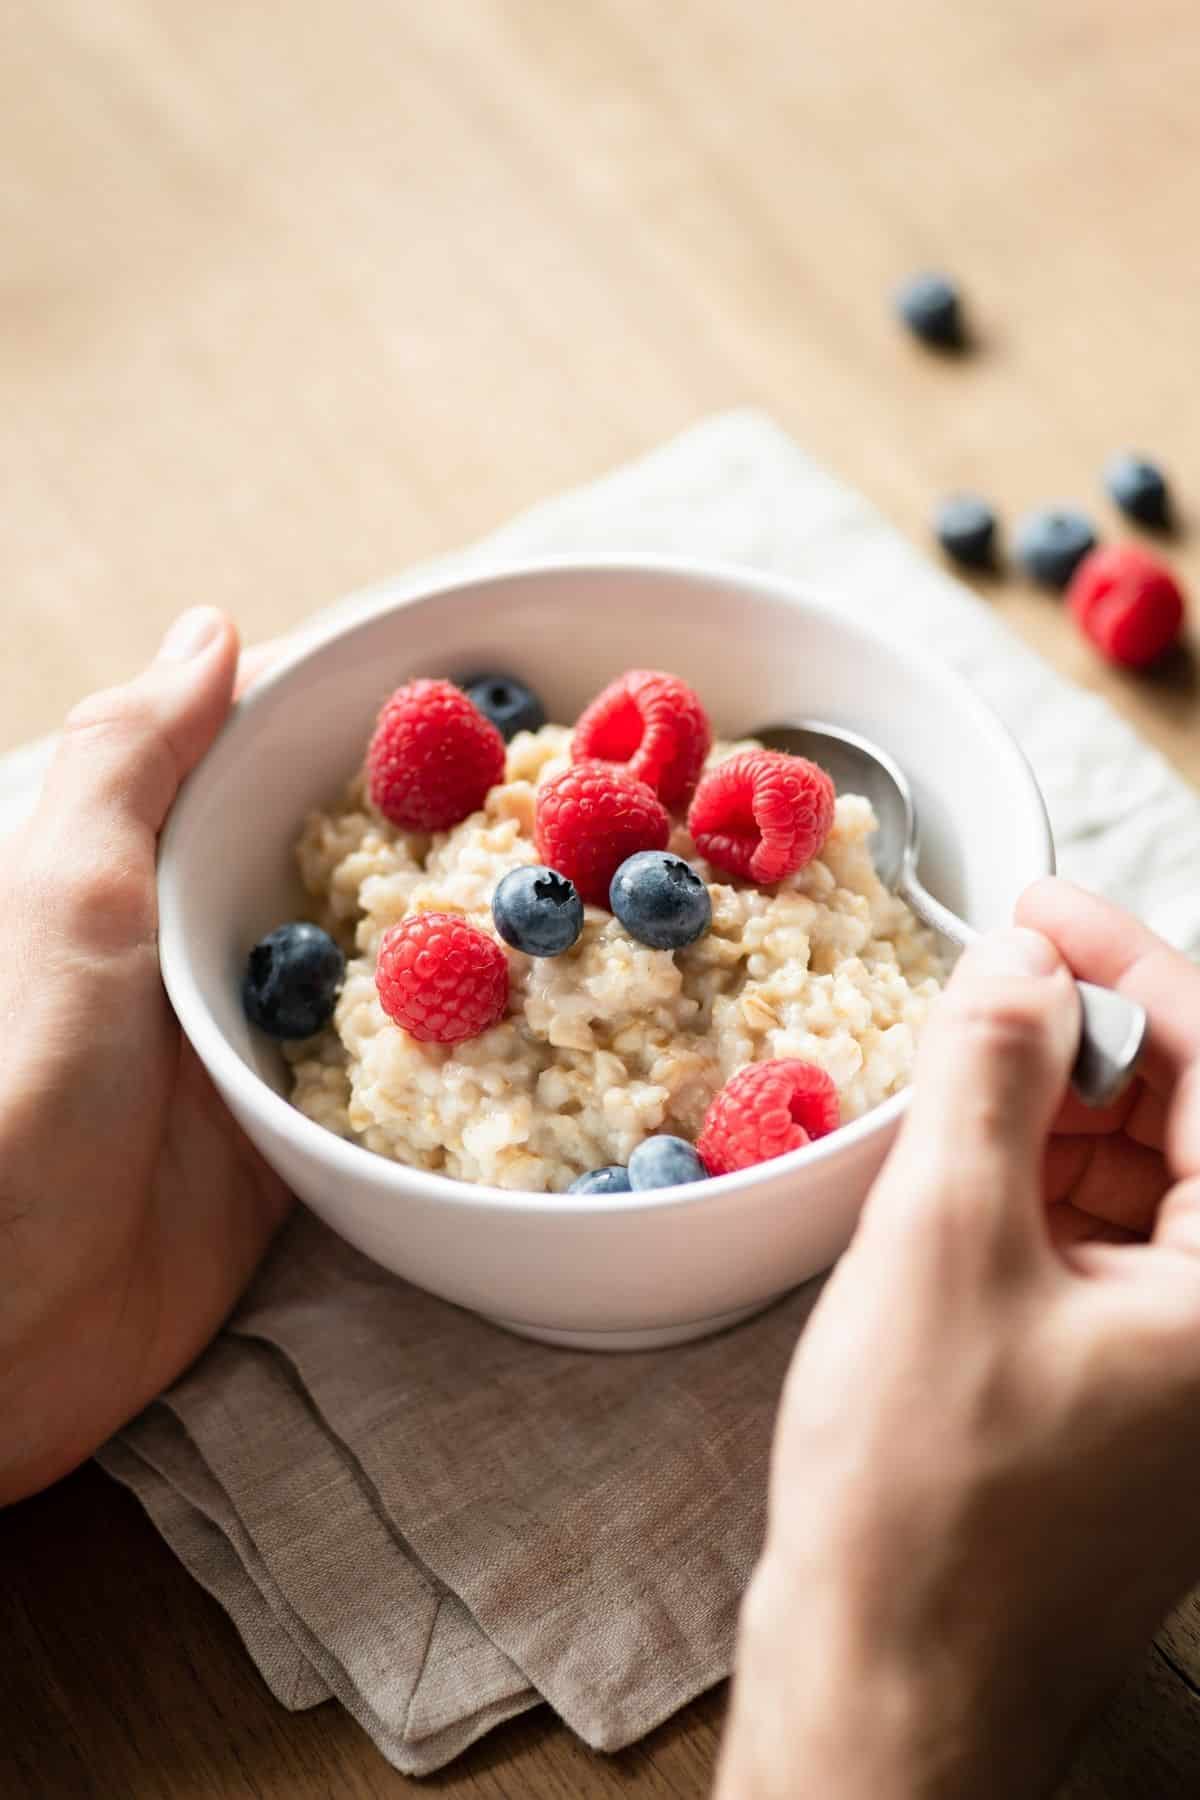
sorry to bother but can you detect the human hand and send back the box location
[717,882,1200,1800]
[1,610,291,1504]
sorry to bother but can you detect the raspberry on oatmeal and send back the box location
[285,721,946,1193]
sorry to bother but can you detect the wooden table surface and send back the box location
[4,0,1200,1793]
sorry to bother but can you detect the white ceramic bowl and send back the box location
[158,557,1053,1349]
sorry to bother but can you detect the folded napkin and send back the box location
[104,1215,823,1768]
[6,410,1200,1775]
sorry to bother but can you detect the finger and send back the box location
[1017,877,1200,1086]
[33,607,239,950]
[1043,1135,1167,1236]
[1049,1086,1137,1137]
[1049,1081,1167,1153]
[235,636,295,699]
[863,928,1080,1270]
[1047,1202,1140,1254]
[1152,1175,1200,1265]
[1066,1169,1200,1346]
[1044,1137,1093,1206]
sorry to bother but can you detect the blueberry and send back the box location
[893,271,963,347]
[1104,452,1170,528]
[568,1164,632,1196]
[461,672,546,741]
[492,865,583,957]
[933,494,997,568]
[1013,507,1097,587]
[242,923,344,1039]
[609,851,712,950]
[627,1135,709,1190]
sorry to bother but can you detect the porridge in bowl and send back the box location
[242,669,945,1193]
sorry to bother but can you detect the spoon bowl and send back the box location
[754,718,1147,1108]
[756,720,913,889]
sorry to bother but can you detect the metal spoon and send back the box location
[753,719,1147,1108]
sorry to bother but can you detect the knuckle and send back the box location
[62,688,178,816]
[60,858,155,945]
[935,986,1063,1108]
[942,986,1053,1062]
[64,685,143,739]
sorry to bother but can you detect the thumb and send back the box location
[863,928,1081,1265]
[33,607,239,949]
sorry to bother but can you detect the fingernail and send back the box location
[157,606,223,662]
[969,927,1060,978]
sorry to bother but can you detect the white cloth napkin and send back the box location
[6,411,1200,1779]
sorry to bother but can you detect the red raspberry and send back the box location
[572,670,711,807]
[375,912,508,1044]
[1067,544,1185,669]
[367,679,506,831]
[687,749,835,884]
[697,1060,840,1176]
[535,760,670,907]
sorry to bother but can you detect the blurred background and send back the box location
[3,0,1197,756]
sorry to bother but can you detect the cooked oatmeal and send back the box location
[285,725,945,1191]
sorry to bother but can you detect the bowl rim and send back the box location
[157,551,1055,1216]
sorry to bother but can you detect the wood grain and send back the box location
[3,0,1200,1792]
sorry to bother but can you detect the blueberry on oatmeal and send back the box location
[609,851,711,950]
[242,923,344,1040]
[461,672,546,741]
[627,1136,709,1190]
[568,1165,633,1196]
[492,865,584,957]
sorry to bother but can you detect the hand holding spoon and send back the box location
[752,720,1147,1108]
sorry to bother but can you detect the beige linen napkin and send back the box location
[24,408,1186,1773]
[102,1214,820,1770]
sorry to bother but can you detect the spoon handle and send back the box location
[895,870,975,950]
[899,868,1147,1109]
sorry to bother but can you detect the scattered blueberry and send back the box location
[627,1135,709,1190]
[461,672,546,741]
[609,851,712,951]
[893,271,963,348]
[568,1165,633,1196]
[242,923,345,1039]
[1103,452,1171,528]
[492,865,584,957]
[933,494,997,568]
[1013,507,1097,587]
